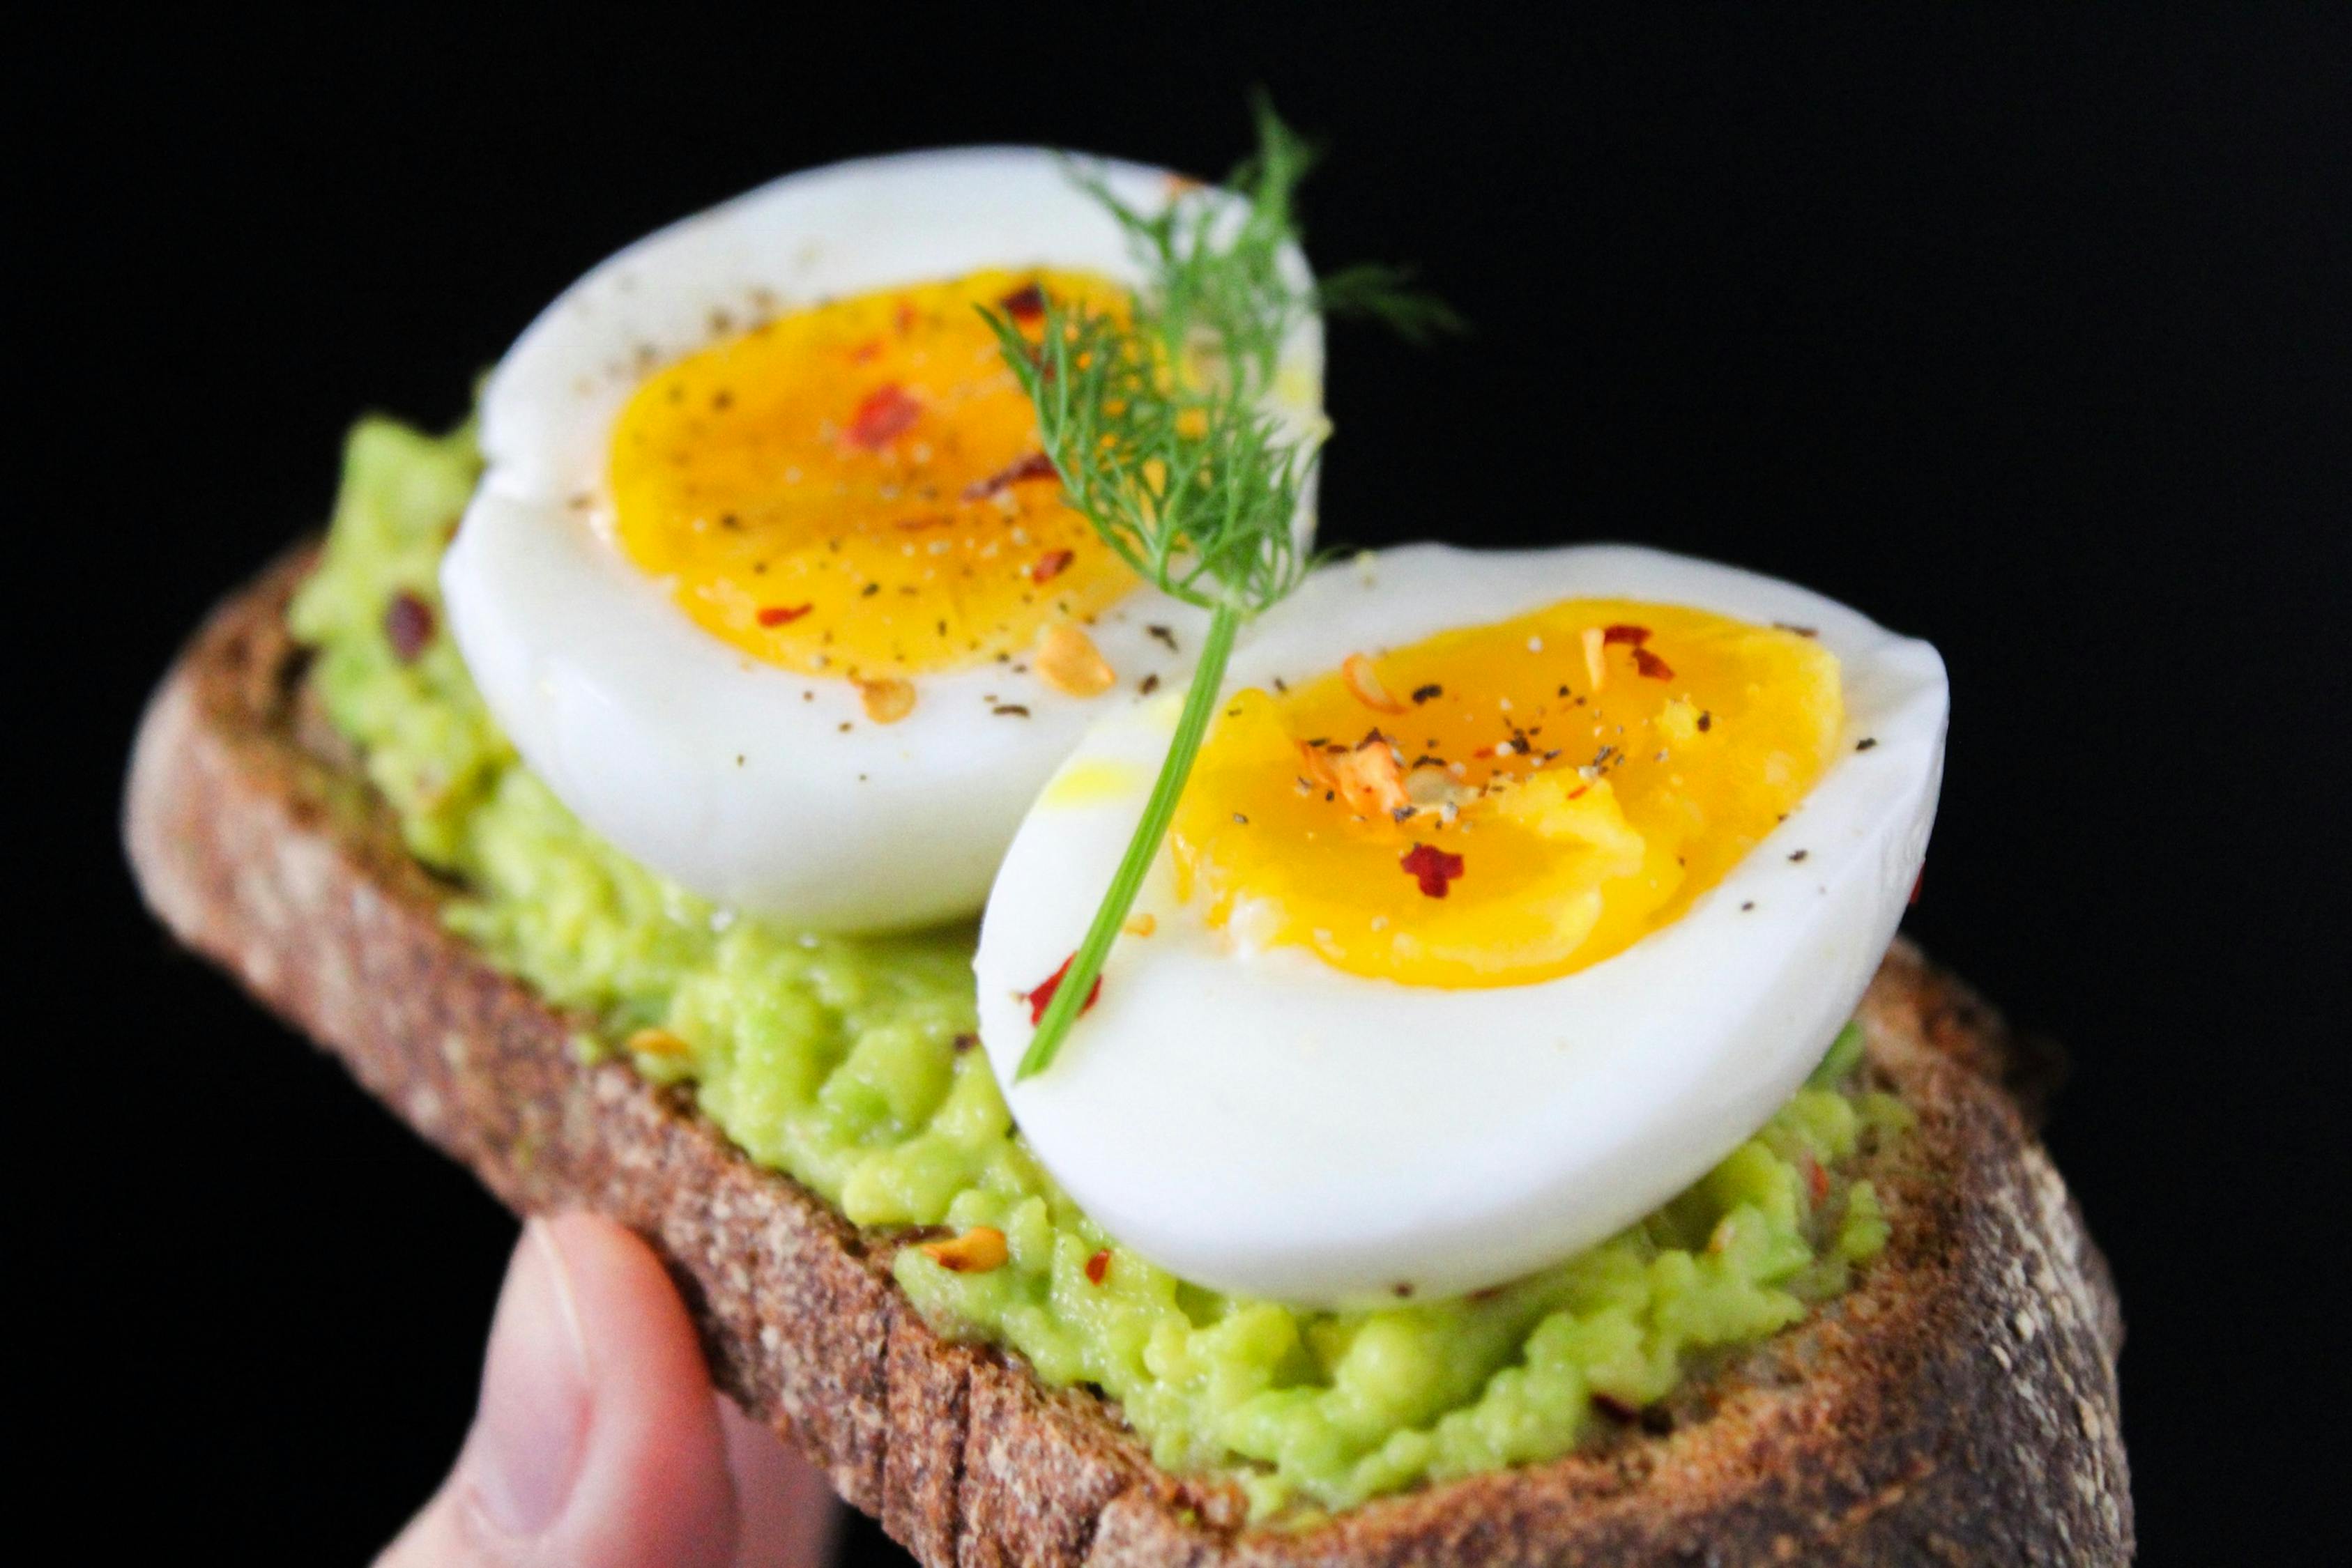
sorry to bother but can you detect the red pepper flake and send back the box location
[1601,623,1652,647]
[1631,646,1675,681]
[384,592,435,663]
[1030,548,1076,585]
[1084,1248,1111,1286]
[756,604,814,627]
[999,281,1048,322]
[843,383,922,449]
[1025,953,1102,1026]
[962,450,1058,500]
[1805,1158,1831,1205]
[1400,842,1465,898]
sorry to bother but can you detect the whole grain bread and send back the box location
[125,550,2132,1566]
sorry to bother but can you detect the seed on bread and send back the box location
[918,1227,1008,1274]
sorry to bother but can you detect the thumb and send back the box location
[376,1213,740,1568]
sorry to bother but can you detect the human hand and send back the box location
[377,1213,841,1567]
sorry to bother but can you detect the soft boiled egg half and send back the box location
[443,151,1323,930]
[976,544,1947,1306]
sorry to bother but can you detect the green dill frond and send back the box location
[981,300,1311,617]
[1316,261,1467,344]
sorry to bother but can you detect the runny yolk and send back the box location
[1168,600,1845,988]
[609,269,1136,679]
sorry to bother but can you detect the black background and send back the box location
[28,8,2349,1563]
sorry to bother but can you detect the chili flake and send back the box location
[384,592,435,663]
[1026,953,1103,1026]
[963,450,1058,500]
[1601,623,1652,647]
[756,603,814,627]
[1301,737,1410,818]
[1084,1248,1112,1286]
[1805,1157,1831,1205]
[998,281,1048,322]
[1030,547,1076,584]
[1400,842,1465,898]
[843,383,922,449]
[1631,646,1675,681]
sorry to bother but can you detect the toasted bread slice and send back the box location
[125,550,2132,1566]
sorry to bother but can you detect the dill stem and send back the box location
[1016,603,1242,1079]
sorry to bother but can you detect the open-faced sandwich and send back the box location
[125,107,2131,1565]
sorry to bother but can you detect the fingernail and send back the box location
[464,1218,592,1539]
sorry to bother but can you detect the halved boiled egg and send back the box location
[444,151,1323,930]
[976,544,1946,1305]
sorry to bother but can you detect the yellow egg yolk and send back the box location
[609,269,1135,679]
[1168,601,1844,987]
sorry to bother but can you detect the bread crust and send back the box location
[125,551,2132,1565]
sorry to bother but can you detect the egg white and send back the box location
[976,544,1948,1307]
[443,150,1324,931]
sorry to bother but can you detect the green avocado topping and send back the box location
[290,412,1909,1519]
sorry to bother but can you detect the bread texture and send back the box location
[126,550,2132,1565]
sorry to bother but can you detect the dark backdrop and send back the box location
[28,8,2347,1563]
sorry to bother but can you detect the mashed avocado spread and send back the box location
[291,413,1908,1519]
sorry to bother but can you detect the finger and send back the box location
[719,1397,842,1568]
[376,1213,739,1568]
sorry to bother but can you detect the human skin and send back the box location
[376,1213,841,1568]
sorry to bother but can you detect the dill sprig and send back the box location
[985,98,1451,1079]
[986,298,1313,620]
